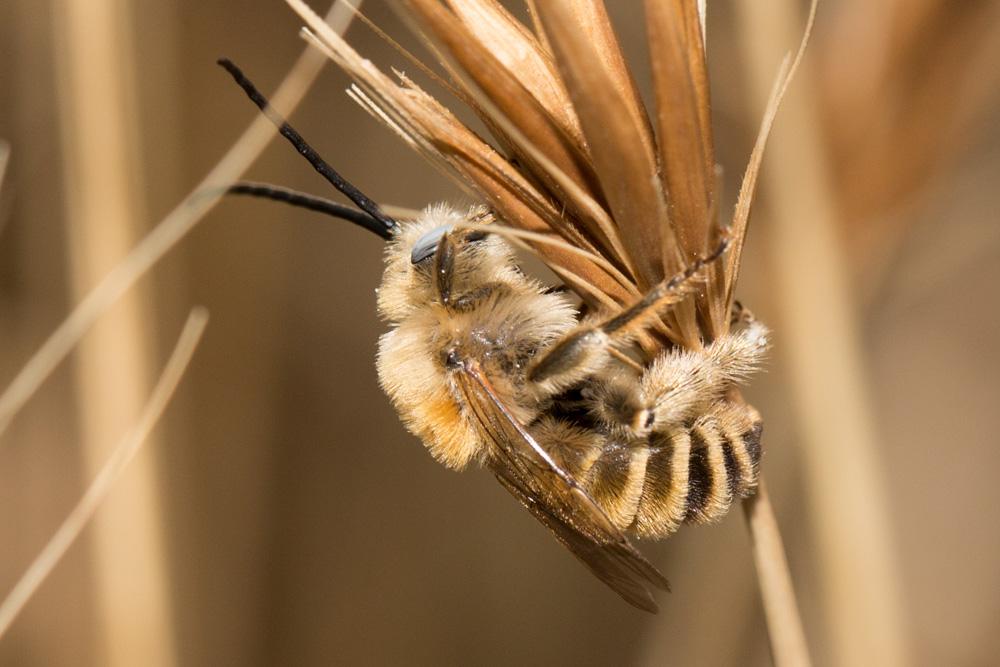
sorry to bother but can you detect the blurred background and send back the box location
[0,1,998,665]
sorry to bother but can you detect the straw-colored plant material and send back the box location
[52,1,174,661]
[0,309,208,640]
[0,1,359,437]
[0,3,353,661]
[288,0,813,658]
[738,0,909,664]
[743,480,811,667]
[0,8,355,657]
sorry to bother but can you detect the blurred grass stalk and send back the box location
[0,0,354,434]
[820,0,1000,291]
[737,1,908,664]
[51,0,175,664]
[0,310,208,641]
[0,0,354,657]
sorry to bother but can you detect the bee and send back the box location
[219,59,768,613]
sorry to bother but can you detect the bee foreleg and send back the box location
[432,230,457,307]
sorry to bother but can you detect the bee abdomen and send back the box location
[630,402,763,538]
[630,428,691,537]
[714,401,763,501]
[583,442,650,530]
[683,420,734,523]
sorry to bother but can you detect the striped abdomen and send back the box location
[579,401,763,538]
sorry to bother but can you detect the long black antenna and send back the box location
[227,181,393,239]
[218,58,398,239]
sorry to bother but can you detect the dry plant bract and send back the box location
[225,0,819,648]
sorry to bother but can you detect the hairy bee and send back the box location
[376,206,767,611]
[220,59,767,613]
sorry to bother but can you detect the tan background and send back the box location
[0,1,997,665]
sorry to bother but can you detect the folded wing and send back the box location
[455,359,669,612]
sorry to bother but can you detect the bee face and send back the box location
[377,204,520,324]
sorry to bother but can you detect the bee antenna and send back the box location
[217,57,398,239]
[227,181,393,239]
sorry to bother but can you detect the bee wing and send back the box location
[491,468,667,613]
[456,361,670,612]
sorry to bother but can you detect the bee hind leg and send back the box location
[527,237,731,395]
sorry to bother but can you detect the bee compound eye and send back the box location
[411,224,451,264]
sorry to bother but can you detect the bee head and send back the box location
[376,205,526,322]
[215,61,519,323]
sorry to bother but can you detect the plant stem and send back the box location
[736,2,909,664]
[52,1,173,661]
[743,479,812,667]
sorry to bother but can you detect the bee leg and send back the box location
[432,230,457,307]
[528,237,731,393]
[450,282,510,311]
[431,231,508,311]
[582,375,655,438]
[641,320,769,429]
